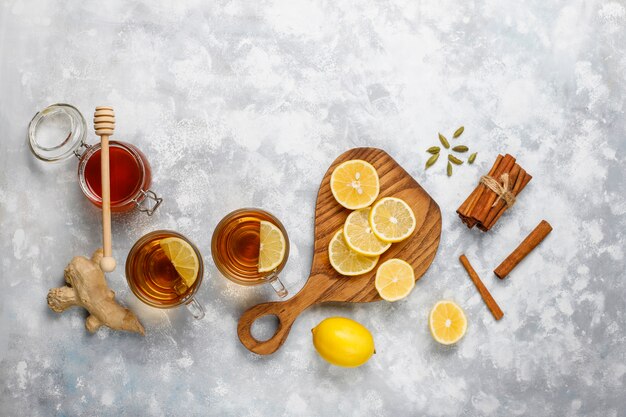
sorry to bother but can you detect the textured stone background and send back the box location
[0,0,625,416]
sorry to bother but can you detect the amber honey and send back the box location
[79,141,153,212]
[126,231,203,308]
[212,208,289,286]
[84,145,143,204]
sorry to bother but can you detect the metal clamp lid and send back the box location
[28,103,88,162]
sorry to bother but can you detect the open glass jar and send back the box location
[28,104,162,215]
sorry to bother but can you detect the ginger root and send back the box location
[47,248,145,335]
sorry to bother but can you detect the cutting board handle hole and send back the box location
[250,314,280,342]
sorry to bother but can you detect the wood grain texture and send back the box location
[237,147,442,355]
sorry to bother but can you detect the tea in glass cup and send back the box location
[211,208,289,297]
[126,230,205,318]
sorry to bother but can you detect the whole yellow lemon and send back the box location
[311,317,375,367]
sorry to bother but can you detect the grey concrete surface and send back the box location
[0,0,625,416]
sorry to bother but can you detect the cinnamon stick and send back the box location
[483,170,532,230]
[481,164,521,228]
[473,154,516,224]
[456,154,531,231]
[467,154,509,219]
[494,220,553,279]
[457,154,503,228]
[459,254,503,321]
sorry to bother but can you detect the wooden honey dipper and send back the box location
[94,106,116,272]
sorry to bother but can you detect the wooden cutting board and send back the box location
[237,147,442,355]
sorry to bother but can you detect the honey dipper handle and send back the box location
[94,106,116,273]
[237,290,312,355]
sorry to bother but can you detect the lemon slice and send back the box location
[258,220,287,273]
[429,300,467,345]
[328,229,379,276]
[159,237,200,287]
[343,208,391,257]
[330,160,380,210]
[374,259,415,301]
[369,197,416,243]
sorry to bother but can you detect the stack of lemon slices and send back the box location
[328,159,418,302]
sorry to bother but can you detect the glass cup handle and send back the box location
[134,189,163,216]
[185,298,205,320]
[269,274,288,298]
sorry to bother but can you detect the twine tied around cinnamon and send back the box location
[480,173,516,207]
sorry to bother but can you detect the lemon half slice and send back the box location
[369,197,416,243]
[330,160,380,210]
[159,237,200,287]
[328,229,379,276]
[429,300,467,345]
[258,220,287,273]
[343,208,391,257]
[374,258,415,301]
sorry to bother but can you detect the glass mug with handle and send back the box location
[211,208,289,297]
[126,230,205,319]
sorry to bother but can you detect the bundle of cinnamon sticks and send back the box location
[457,154,532,231]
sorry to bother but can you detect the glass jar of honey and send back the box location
[28,103,162,215]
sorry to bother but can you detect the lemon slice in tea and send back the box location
[429,300,467,345]
[159,237,200,287]
[343,208,391,257]
[369,197,416,243]
[374,258,415,301]
[328,229,379,276]
[330,160,380,210]
[258,220,287,273]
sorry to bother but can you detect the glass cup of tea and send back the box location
[126,230,205,319]
[211,208,289,298]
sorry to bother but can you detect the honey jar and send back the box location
[28,104,162,215]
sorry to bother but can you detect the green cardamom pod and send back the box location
[447,161,453,176]
[427,146,440,154]
[425,153,439,169]
[468,152,477,164]
[438,133,450,149]
[448,154,463,165]
[452,145,468,152]
[453,126,464,138]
